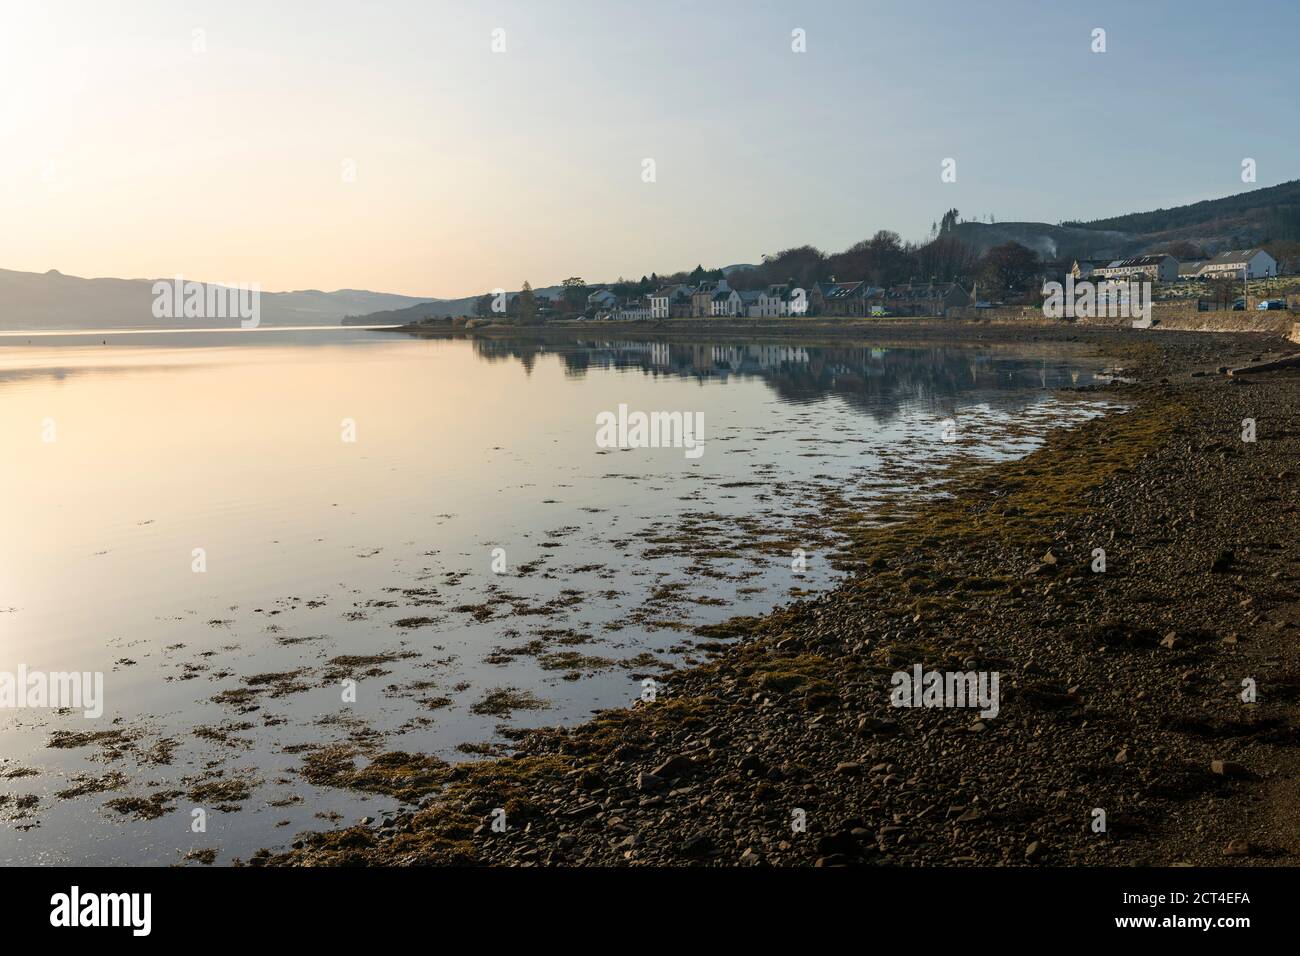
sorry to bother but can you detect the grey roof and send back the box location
[1099,255,1173,268]
[1204,248,1269,266]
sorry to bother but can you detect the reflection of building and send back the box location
[468,337,1112,422]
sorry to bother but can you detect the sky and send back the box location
[2,0,1297,298]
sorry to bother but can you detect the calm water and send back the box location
[0,327,1125,864]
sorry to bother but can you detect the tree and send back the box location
[514,281,539,324]
[561,276,588,314]
[980,241,1040,296]
[939,208,960,234]
[913,236,980,283]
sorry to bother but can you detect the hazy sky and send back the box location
[2,0,1297,298]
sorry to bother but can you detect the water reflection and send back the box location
[469,336,1111,418]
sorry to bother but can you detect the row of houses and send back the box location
[587,278,971,320]
[1071,249,1279,283]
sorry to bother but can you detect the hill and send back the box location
[0,268,435,331]
[1070,179,1300,243]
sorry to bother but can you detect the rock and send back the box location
[737,754,765,773]
[835,761,863,775]
[1115,748,1129,763]
[1211,759,1246,778]
[955,808,984,824]
[739,847,762,865]
[652,755,694,780]
[1223,839,1251,857]
[1025,840,1042,862]
[1160,632,1178,649]
[814,854,849,867]
[1210,550,1235,573]
[681,833,713,856]
[636,772,665,793]
[1041,550,1058,566]
[817,831,859,856]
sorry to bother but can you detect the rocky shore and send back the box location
[261,326,1300,867]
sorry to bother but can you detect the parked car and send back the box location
[1232,297,1246,310]
[1257,299,1289,310]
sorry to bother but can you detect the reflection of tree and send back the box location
[469,337,1106,421]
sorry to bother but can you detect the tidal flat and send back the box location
[1,326,1131,864]
[263,325,1300,867]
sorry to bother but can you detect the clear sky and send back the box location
[2,0,1296,298]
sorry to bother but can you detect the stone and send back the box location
[652,755,694,780]
[636,772,665,793]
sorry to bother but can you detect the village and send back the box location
[476,247,1291,325]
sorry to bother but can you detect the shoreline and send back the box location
[260,325,1300,867]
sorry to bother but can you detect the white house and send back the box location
[1198,248,1277,280]
[757,284,792,317]
[649,284,692,319]
[587,289,618,310]
[710,288,744,317]
[649,291,669,319]
[614,299,651,321]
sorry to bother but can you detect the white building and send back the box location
[1092,254,1178,282]
[587,289,618,310]
[756,284,792,317]
[1198,248,1277,280]
[614,299,651,321]
[649,284,692,319]
[710,288,744,317]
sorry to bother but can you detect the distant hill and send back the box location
[0,268,435,331]
[949,180,1300,264]
[341,285,566,325]
[1071,179,1300,241]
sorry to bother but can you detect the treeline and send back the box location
[615,228,1039,298]
[1065,179,1300,240]
[470,215,1076,324]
